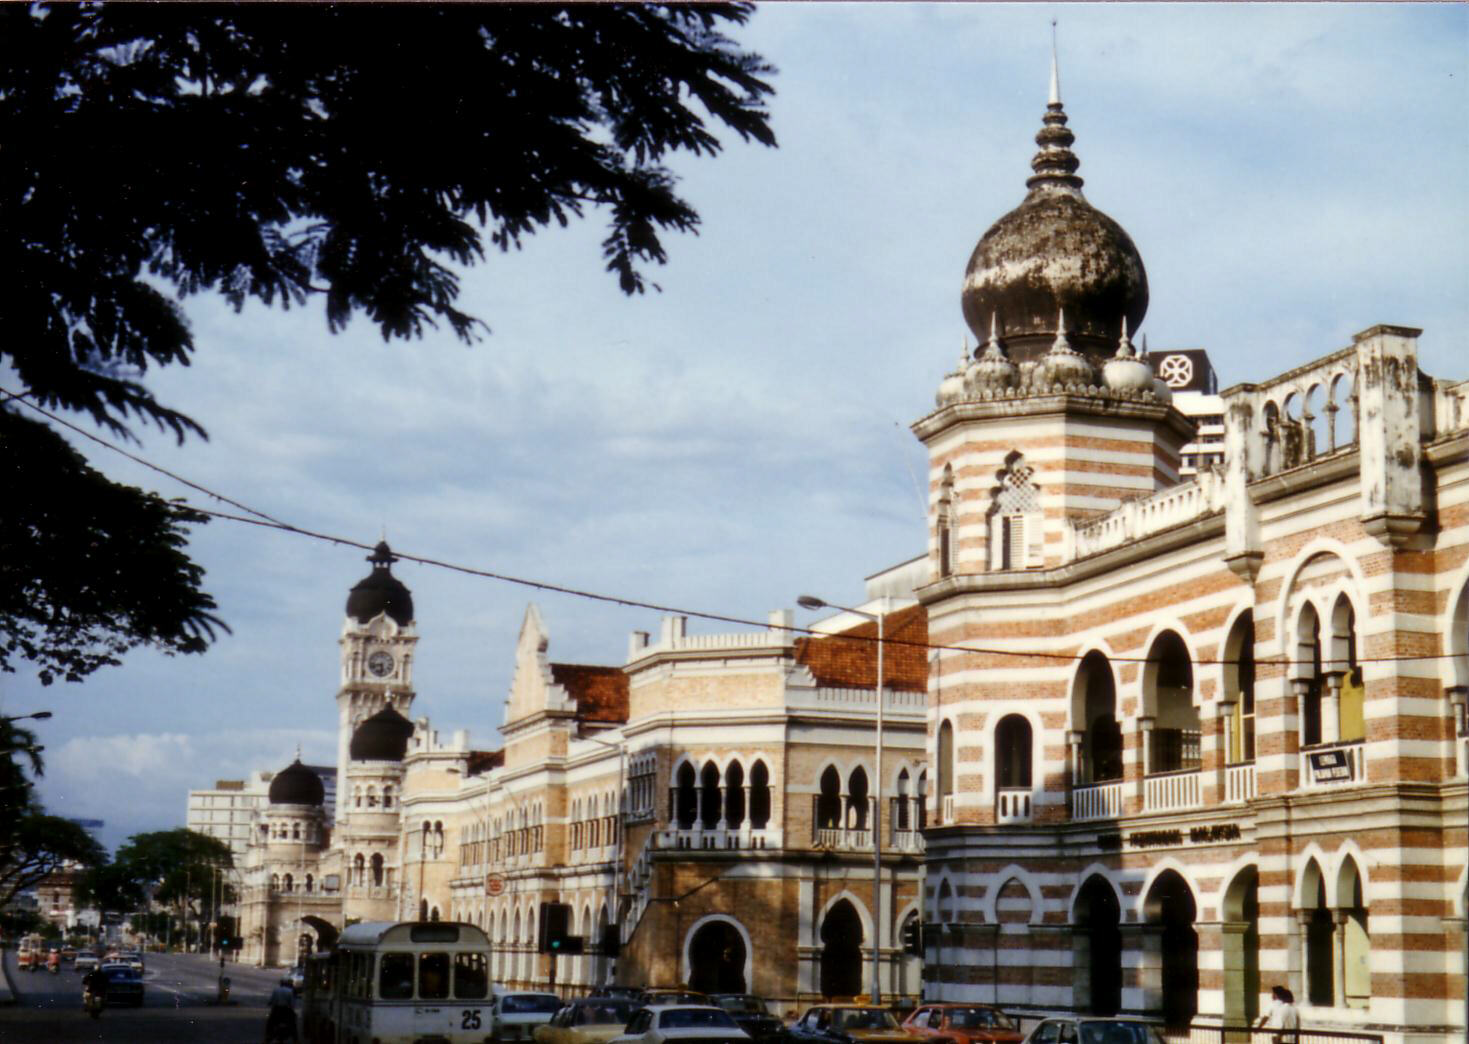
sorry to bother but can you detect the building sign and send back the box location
[1103,823,1243,850]
[1308,749,1353,783]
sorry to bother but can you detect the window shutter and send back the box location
[1026,513,1045,567]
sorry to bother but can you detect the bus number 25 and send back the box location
[462,1009,483,1030]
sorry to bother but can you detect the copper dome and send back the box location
[268,758,325,806]
[960,78,1147,363]
[345,541,414,627]
[349,705,415,762]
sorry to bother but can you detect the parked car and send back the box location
[710,995,789,1044]
[490,989,565,1042]
[1019,1019,1165,1044]
[60,946,78,962]
[73,951,100,973]
[637,988,711,1007]
[609,1004,751,1044]
[590,986,646,1001]
[788,1006,926,1044]
[535,998,642,1044]
[902,1005,1022,1044]
[118,950,145,974]
[97,962,145,1006]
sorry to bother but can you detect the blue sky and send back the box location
[7,3,1467,852]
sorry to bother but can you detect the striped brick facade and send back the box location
[913,325,1469,1044]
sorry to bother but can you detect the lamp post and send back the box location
[1,711,52,724]
[797,594,886,1006]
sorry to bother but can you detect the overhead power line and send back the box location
[7,389,1463,670]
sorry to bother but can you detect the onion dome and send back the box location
[349,705,415,762]
[1103,317,1154,392]
[969,312,1020,392]
[268,758,324,806]
[960,47,1148,364]
[1035,308,1097,388]
[346,541,414,626]
[936,340,971,406]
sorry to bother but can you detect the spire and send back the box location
[1115,316,1136,358]
[958,335,971,369]
[1049,19,1061,106]
[981,311,1008,359]
[1027,26,1083,194]
[1051,307,1072,353]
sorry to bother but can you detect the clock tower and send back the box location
[336,541,417,823]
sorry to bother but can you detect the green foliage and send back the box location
[0,813,108,909]
[104,829,234,919]
[0,3,775,683]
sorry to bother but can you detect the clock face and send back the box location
[366,651,395,678]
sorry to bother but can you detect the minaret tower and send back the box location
[336,541,417,824]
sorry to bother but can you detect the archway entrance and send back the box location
[1075,877,1121,1015]
[1145,870,1198,1029]
[688,920,746,993]
[1222,868,1261,1026]
[820,900,864,999]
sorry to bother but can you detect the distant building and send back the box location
[187,775,270,863]
[1146,348,1225,478]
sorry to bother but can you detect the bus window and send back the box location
[379,952,415,999]
[455,952,489,999]
[419,952,450,1000]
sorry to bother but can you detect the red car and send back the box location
[901,1005,1022,1044]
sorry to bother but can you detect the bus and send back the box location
[301,921,495,1044]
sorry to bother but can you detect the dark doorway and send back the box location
[688,920,746,994]
[820,900,864,998]
[1077,876,1121,1015]
[1145,870,1198,1029]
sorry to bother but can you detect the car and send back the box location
[710,995,789,1044]
[73,951,100,973]
[60,946,78,962]
[788,1005,926,1044]
[637,988,711,1007]
[901,1005,1022,1044]
[609,1004,752,1044]
[490,989,565,1042]
[118,950,145,974]
[590,986,646,1001]
[96,962,145,1006]
[1019,1019,1166,1044]
[535,998,642,1044]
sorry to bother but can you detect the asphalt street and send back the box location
[1,949,297,1043]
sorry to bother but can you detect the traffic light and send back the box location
[600,922,620,957]
[902,919,924,956]
[538,902,571,954]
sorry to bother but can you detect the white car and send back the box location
[490,990,564,1043]
[73,951,100,973]
[118,951,145,974]
[610,1005,752,1044]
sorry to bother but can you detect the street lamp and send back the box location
[1,711,52,724]
[797,593,887,1006]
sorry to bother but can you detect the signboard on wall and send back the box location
[1308,749,1352,783]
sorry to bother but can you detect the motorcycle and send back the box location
[84,988,105,1019]
[48,952,61,974]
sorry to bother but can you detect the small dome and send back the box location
[960,70,1147,363]
[1035,310,1097,389]
[1103,320,1155,393]
[969,313,1020,392]
[349,705,415,762]
[346,542,414,626]
[268,759,324,806]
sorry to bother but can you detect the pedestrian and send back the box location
[265,976,298,1043]
[1256,985,1299,1044]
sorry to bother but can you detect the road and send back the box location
[1,949,297,1043]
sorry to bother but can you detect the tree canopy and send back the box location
[1,2,776,680]
[83,828,235,921]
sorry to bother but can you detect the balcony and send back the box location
[1225,762,1257,803]
[1144,769,1201,812]
[813,826,871,851]
[995,788,1033,823]
[1072,781,1125,821]
[658,826,776,851]
[1299,740,1365,789]
[888,828,924,854]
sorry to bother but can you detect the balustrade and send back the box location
[1224,762,1257,803]
[1144,769,1201,812]
[941,794,956,823]
[995,788,1033,823]
[1071,781,1125,821]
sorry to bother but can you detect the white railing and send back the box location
[787,687,928,712]
[941,794,956,823]
[1145,770,1201,812]
[1225,762,1257,803]
[889,828,924,854]
[1069,470,1225,561]
[1298,741,1365,789]
[814,827,871,851]
[658,826,776,851]
[995,788,1033,823]
[1071,781,1125,821]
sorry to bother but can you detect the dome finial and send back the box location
[1115,315,1135,358]
[1052,307,1071,352]
[1049,19,1061,107]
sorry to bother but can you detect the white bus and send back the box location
[301,921,495,1044]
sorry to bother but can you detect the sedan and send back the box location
[902,1005,1022,1044]
[536,998,642,1044]
[710,995,790,1044]
[97,963,145,1006]
[789,1006,926,1044]
[74,951,100,973]
[1020,1019,1165,1044]
[610,1004,752,1044]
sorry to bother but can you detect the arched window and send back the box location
[271,873,280,891]
[1077,652,1122,783]
[353,786,362,808]
[419,899,429,922]
[995,714,1033,788]
[895,768,911,830]
[292,823,300,840]
[372,853,384,887]
[749,761,771,829]
[1297,606,1325,747]
[675,763,698,829]
[1223,613,1257,763]
[816,766,842,829]
[937,720,955,819]
[1332,596,1365,743]
[700,761,721,829]
[724,761,745,828]
[938,464,956,577]
[433,821,444,857]
[846,766,869,829]
[988,454,1043,571]
[305,874,313,893]
[383,784,394,809]
[1144,631,1200,774]
[283,873,293,893]
[917,770,928,829]
[353,853,365,886]
[366,785,377,808]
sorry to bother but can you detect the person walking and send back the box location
[1256,985,1300,1044]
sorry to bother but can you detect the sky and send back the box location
[6,3,1467,854]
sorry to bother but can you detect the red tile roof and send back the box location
[551,663,630,723]
[794,603,928,692]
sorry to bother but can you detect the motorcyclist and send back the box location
[47,949,61,973]
[265,976,299,1043]
[82,964,108,1013]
